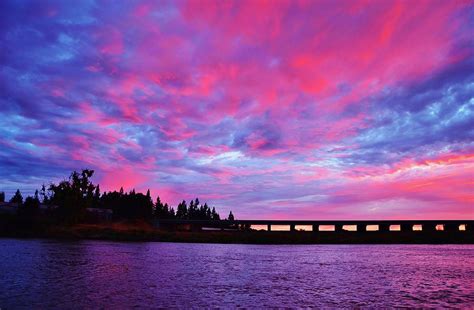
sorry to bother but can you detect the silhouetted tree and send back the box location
[176,200,188,219]
[6,169,231,225]
[100,190,123,218]
[204,203,211,219]
[155,196,175,219]
[48,169,98,222]
[40,184,49,204]
[168,205,175,218]
[100,188,153,220]
[228,211,234,221]
[211,207,220,220]
[92,185,101,208]
[34,189,39,202]
[0,191,4,202]
[10,189,23,205]
[155,196,163,217]
[188,199,196,219]
[20,195,40,217]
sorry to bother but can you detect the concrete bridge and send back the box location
[154,219,473,233]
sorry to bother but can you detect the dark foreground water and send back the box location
[0,239,473,308]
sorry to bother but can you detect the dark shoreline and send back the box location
[1,223,473,244]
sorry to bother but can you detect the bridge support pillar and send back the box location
[401,224,412,232]
[423,224,437,232]
[444,224,459,232]
[357,224,367,232]
[290,224,296,232]
[466,224,472,232]
[312,224,318,232]
[267,224,271,232]
[379,224,390,232]
[335,224,344,232]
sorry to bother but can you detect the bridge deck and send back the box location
[154,219,473,232]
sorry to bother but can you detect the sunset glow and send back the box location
[1,0,473,219]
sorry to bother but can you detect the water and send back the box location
[0,239,473,308]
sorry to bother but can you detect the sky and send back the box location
[1,0,473,219]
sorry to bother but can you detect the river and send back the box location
[0,239,473,308]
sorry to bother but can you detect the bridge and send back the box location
[154,219,473,233]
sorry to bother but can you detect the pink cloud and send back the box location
[3,0,473,220]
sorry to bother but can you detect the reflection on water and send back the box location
[0,239,473,308]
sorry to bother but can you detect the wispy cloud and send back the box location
[1,0,473,219]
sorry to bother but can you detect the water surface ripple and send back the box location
[0,239,473,308]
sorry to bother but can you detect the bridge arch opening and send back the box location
[271,225,291,231]
[389,225,401,231]
[319,225,335,231]
[366,225,379,231]
[295,225,312,231]
[413,224,423,231]
[251,225,269,231]
[342,225,357,231]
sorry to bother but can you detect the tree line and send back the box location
[0,169,234,223]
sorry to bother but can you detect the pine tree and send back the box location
[211,207,220,221]
[10,189,23,205]
[94,185,101,199]
[155,196,165,218]
[205,203,211,220]
[176,200,188,219]
[93,185,101,208]
[40,184,49,204]
[168,206,175,218]
[188,199,195,219]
